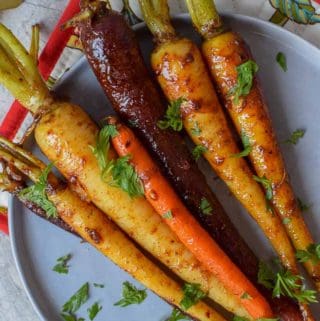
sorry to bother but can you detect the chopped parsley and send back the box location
[282,218,291,225]
[166,308,190,321]
[61,313,84,321]
[190,121,201,136]
[90,124,119,180]
[180,283,206,310]
[62,283,89,315]
[110,155,144,198]
[240,292,252,300]
[296,243,320,264]
[87,302,102,320]
[93,283,104,288]
[192,145,207,161]
[284,129,305,145]
[199,198,213,216]
[114,281,147,307]
[53,254,72,274]
[157,98,185,131]
[229,60,259,104]
[19,163,57,218]
[253,175,274,212]
[257,261,317,304]
[232,132,252,158]
[297,198,311,212]
[162,210,173,219]
[276,52,287,72]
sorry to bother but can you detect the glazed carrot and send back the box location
[109,117,273,319]
[185,0,320,290]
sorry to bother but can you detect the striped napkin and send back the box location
[0,0,319,234]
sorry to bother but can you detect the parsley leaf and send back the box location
[285,129,305,145]
[282,218,291,225]
[88,302,102,320]
[253,175,273,201]
[93,283,104,288]
[257,261,317,304]
[110,155,144,198]
[296,243,320,264]
[62,282,89,314]
[166,308,190,321]
[157,98,185,131]
[190,121,201,136]
[114,281,147,307]
[229,60,259,104]
[19,163,57,218]
[240,292,252,300]
[61,313,84,321]
[232,132,252,158]
[90,124,118,180]
[276,52,287,72]
[180,283,206,310]
[162,210,173,219]
[297,198,311,212]
[53,254,72,274]
[199,198,213,216]
[192,145,207,161]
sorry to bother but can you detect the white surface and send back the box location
[1,1,320,321]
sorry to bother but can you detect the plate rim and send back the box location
[8,12,320,321]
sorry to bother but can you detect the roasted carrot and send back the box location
[109,117,273,319]
[185,0,320,290]
[0,22,252,318]
[0,139,226,321]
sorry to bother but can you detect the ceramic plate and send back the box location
[9,13,320,320]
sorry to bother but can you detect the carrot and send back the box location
[186,0,320,290]
[109,117,273,319]
[0,138,226,321]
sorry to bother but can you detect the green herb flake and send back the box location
[190,121,201,136]
[240,292,252,300]
[282,218,291,225]
[157,98,185,131]
[253,175,273,201]
[180,283,206,311]
[93,283,104,288]
[19,163,57,218]
[258,261,275,290]
[53,254,72,274]
[166,308,190,321]
[61,313,84,321]
[229,60,259,104]
[110,155,144,198]
[88,302,102,321]
[162,210,173,219]
[232,132,252,158]
[296,243,320,264]
[90,124,119,181]
[285,129,305,145]
[192,145,207,161]
[62,282,89,314]
[297,198,311,212]
[199,198,213,216]
[276,52,287,72]
[114,281,147,307]
[233,316,249,321]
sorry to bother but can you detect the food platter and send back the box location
[9,13,320,320]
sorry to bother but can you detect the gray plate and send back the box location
[9,13,320,321]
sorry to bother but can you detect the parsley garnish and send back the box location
[53,254,71,274]
[157,98,185,131]
[282,218,291,225]
[296,243,320,264]
[199,198,213,216]
[297,198,311,212]
[163,210,173,219]
[166,308,190,321]
[61,313,84,321]
[232,132,252,158]
[253,175,274,212]
[229,60,259,104]
[88,302,102,320]
[180,283,206,310]
[62,282,89,314]
[191,121,201,136]
[93,283,104,288]
[276,52,287,72]
[114,281,147,307]
[90,124,118,180]
[192,145,207,161]
[240,292,252,300]
[285,129,305,145]
[110,155,144,197]
[257,261,317,304]
[19,163,57,218]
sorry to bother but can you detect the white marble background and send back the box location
[0,1,319,320]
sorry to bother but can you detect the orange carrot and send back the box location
[109,117,273,319]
